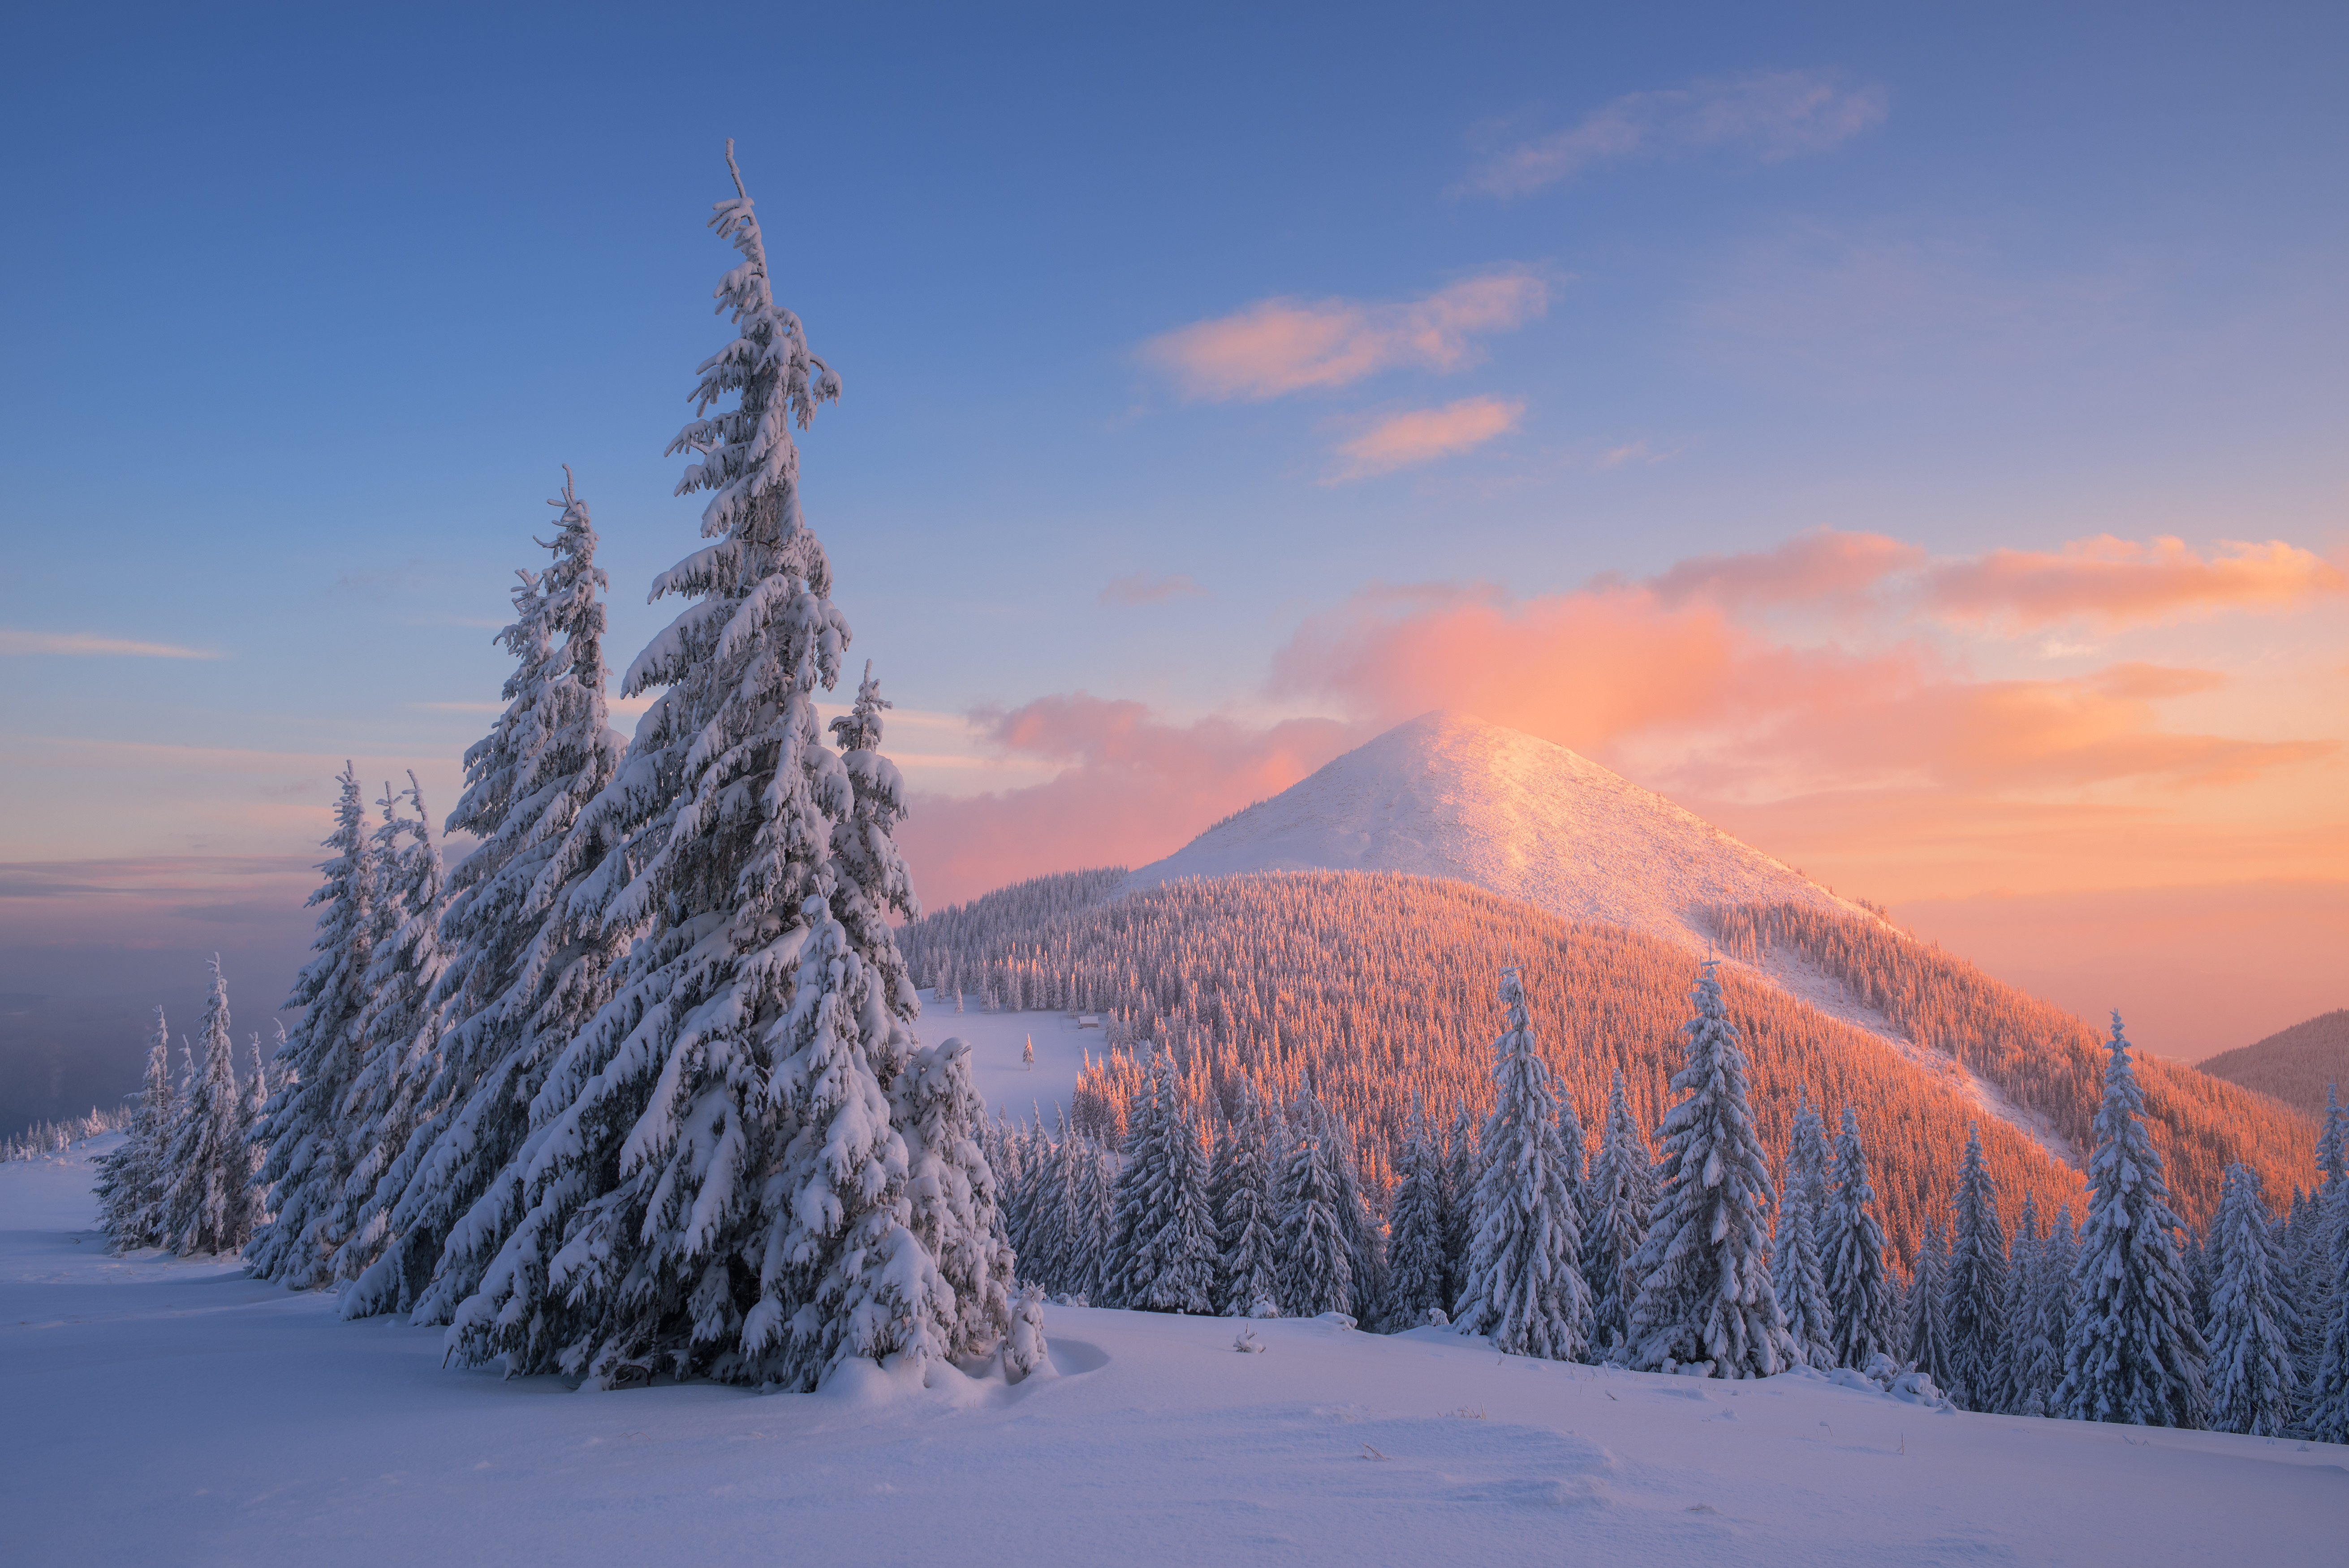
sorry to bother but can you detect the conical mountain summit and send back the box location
[1130,711,1858,952]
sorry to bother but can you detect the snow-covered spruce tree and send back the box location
[338,774,451,1312]
[1276,1090,1354,1318]
[1454,967,1590,1360]
[2286,1187,2333,1398]
[1625,959,1793,1378]
[2205,1164,2298,1436]
[1581,1069,1654,1357]
[1772,1090,1834,1369]
[455,148,982,1390]
[1104,1050,1218,1313]
[2302,1177,2349,1443]
[394,471,623,1328]
[158,958,255,1255]
[1315,1093,1385,1318]
[1942,1124,2009,1410]
[1211,1081,1280,1316]
[1380,1102,1449,1329]
[1823,1107,1894,1370]
[1996,1193,2043,1413]
[890,1034,1018,1365]
[2013,1205,2078,1417]
[2056,1013,2207,1427]
[1905,1219,1956,1391]
[249,763,379,1286]
[1442,1103,1481,1310]
[95,1007,176,1250]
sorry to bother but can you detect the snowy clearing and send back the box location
[5,1138,2340,1566]
[919,989,1093,1124]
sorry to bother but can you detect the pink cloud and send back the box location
[1922,535,2346,629]
[1269,582,2332,793]
[1138,272,1549,402]
[1327,397,1524,480]
[1466,70,1888,198]
[895,697,1361,910]
[1099,570,1207,607]
[1643,527,1924,613]
[0,629,223,659]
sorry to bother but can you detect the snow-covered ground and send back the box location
[6,1138,2341,1566]
[917,989,1092,1124]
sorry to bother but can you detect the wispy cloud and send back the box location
[1921,536,2346,629]
[1326,397,1524,481]
[1139,271,1550,401]
[0,630,224,659]
[1465,69,1888,198]
[1100,571,1208,607]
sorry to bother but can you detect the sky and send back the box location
[3,1,2345,1125]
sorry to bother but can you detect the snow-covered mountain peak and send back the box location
[1129,710,1856,951]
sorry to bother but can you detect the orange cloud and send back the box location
[1327,397,1523,480]
[1138,272,1549,401]
[1921,535,2346,629]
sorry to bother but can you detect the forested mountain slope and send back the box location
[909,870,2099,1263]
[1709,902,2312,1231]
[1127,711,1858,953]
[2197,1008,2349,1116]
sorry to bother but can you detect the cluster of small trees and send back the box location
[995,958,2349,1437]
[90,146,1035,1393]
[92,961,272,1256]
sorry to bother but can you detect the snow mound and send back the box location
[1130,711,1857,952]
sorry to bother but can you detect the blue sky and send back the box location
[3,1,2345,1118]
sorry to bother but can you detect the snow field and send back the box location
[920,988,1093,1123]
[5,1140,2341,1567]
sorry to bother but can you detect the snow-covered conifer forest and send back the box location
[6,144,2343,1562]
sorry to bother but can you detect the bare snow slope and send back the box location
[1132,711,1857,953]
[6,1141,2342,1567]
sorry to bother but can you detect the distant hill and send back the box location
[2199,1010,2349,1117]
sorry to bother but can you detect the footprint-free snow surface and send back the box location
[6,1138,2340,1567]
[1129,711,1854,952]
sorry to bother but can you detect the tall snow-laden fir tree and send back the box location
[1104,1049,1217,1313]
[159,959,255,1256]
[2302,1180,2349,1443]
[397,470,622,1329]
[95,1007,176,1250]
[249,763,379,1286]
[1905,1219,1955,1390]
[1453,968,1590,1361]
[1276,1089,1354,1318]
[1381,1101,1450,1330]
[2204,1163,2298,1436]
[1325,1103,1385,1319]
[1626,959,1793,1378]
[1211,1081,1280,1317]
[1582,1069,1654,1357]
[2056,1012,2207,1427]
[454,146,985,1390]
[338,774,451,1313]
[1772,1090,1834,1369]
[1942,1123,2009,1410]
[1823,1107,1894,1371]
